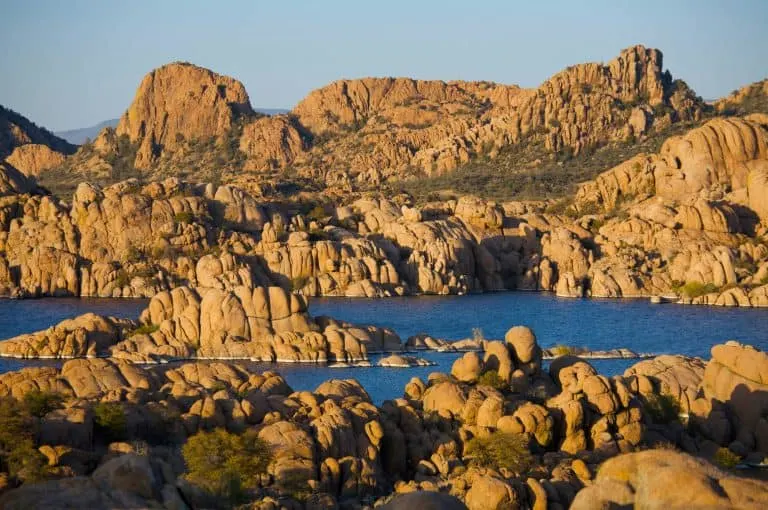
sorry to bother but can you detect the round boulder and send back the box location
[452,352,483,383]
[382,491,467,510]
[505,326,541,374]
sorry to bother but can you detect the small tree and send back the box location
[714,447,741,469]
[23,390,65,418]
[0,397,47,482]
[477,370,507,391]
[183,428,272,503]
[644,393,681,424]
[94,402,127,442]
[464,432,532,473]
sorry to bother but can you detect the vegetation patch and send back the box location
[23,390,65,418]
[182,428,272,504]
[713,447,742,469]
[477,370,507,391]
[550,344,579,357]
[464,431,533,473]
[128,323,160,337]
[678,281,720,298]
[0,397,48,483]
[173,211,194,224]
[644,393,681,424]
[93,402,128,442]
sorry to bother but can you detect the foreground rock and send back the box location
[0,328,766,509]
[572,449,768,509]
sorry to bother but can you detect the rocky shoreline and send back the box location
[0,284,655,367]
[0,319,765,509]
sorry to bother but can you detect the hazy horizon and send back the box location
[1,0,767,132]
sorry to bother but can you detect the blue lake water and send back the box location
[1,293,767,403]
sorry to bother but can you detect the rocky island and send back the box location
[1,34,768,509]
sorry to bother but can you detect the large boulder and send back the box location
[451,352,484,383]
[504,326,541,374]
[571,449,768,510]
[465,474,520,510]
[423,380,467,417]
[382,491,467,510]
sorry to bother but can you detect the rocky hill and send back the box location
[0,106,76,177]
[40,45,725,200]
[2,112,767,306]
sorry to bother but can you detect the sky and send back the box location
[1,0,766,132]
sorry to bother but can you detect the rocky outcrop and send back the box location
[694,342,768,453]
[0,313,122,359]
[115,62,253,168]
[0,161,42,196]
[0,283,403,363]
[51,45,708,191]
[284,45,704,186]
[0,333,767,508]
[239,115,306,171]
[0,105,74,160]
[0,454,176,509]
[571,449,768,510]
[5,143,66,176]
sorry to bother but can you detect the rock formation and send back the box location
[0,105,74,161]
[115,62,254,169]
[44,45,711,192]
[1,326,766,508]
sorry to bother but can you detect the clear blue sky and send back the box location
[1,0,766,131]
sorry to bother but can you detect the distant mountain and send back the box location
[56,108,289,145]
[254,108,290,116]
[55,119,119,145]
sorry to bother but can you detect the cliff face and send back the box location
[115,62,254,168]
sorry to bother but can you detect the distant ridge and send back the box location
[55,118,119,145]
[55,108,290,145]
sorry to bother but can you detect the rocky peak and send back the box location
[115,62,254,168]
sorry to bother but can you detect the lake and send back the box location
[2,293,767,403]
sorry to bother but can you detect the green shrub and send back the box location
[477,370,507,391]
[208,381,228,393]
[550,344,579,357]
[464,432,532,473]
[306,205,327,222]
[545,198,577,218]
[679,281,720,298]
[644,393,681,424]
[125,246,143,263]
[290,276,309,291]
[23,390,65,418]
[279,470,313,502]
[0,397,48,482]
[174,211,194,224]
[128,323,159,337]
[182,428,272,503]
[114,269,130,288]
[94,402,127,442]
[713,447,741,469]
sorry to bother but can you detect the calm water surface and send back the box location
[2,293,767,403]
